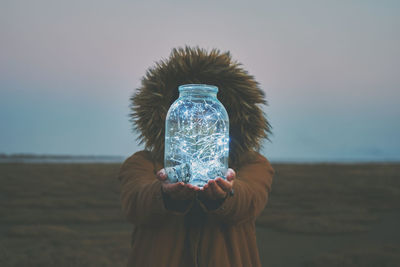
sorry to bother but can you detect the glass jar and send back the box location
[164,84,229,188]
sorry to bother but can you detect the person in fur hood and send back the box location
[117,46,275,267]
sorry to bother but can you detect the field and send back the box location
[0,162,399,266]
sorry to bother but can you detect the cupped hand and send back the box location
[156,169,200,200]
[200,168,235,201]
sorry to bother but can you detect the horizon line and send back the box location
[1,153,399,164]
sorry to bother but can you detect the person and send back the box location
[117,46,275,267]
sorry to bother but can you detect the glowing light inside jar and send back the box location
[164,85,229,188]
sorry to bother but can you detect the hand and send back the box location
[156,169,200,200]
[200,168,235,201]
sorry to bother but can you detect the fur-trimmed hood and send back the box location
[130,46,271,166]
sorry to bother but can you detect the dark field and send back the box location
[1,162,399,267]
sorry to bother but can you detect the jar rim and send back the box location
[178,84,218,93]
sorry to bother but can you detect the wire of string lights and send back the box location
[164,84,229,188]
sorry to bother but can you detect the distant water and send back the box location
[269,156,400,163]
[0,155,125,164]
[1,155,399,164]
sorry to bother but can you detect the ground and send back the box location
[0,162,399,266]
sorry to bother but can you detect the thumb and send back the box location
[226,168,236,181]
[156,169,167,181]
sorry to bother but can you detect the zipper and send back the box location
[194,193,200,267]
[194,194,204,267]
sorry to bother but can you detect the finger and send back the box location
[186,184,201,192]
[202,181,210,191]
[210,180,227,199]
[201,181,214,199]
[162,182,175,193]
[163,181,184,194]
[215,177,233,192]
[156,169,168,181]
[205,186,214,199]
[225,168,236,181]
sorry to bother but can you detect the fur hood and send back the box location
[130,46,271,166]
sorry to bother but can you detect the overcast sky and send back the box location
[1,0,399,161]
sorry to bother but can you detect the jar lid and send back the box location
[178,84,218,94]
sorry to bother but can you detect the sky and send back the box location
[1,0,399,162]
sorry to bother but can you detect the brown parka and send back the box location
[118,47,275,266]
[118,150,274,266]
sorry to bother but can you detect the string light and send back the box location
[164,85,229,188]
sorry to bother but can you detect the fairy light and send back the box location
[164,85,229,188]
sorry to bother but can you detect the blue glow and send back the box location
[164,84,229,188]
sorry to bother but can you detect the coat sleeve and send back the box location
[198,152,275,225]
[117,151,194,226]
